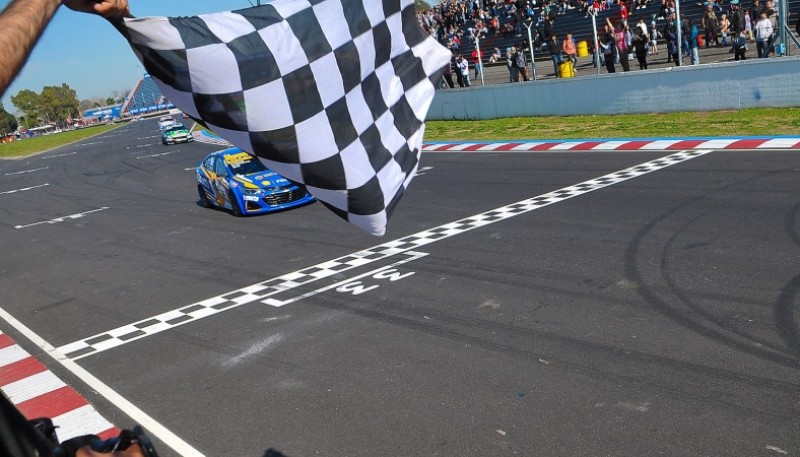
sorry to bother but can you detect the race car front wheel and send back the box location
[197,185,211,208]
[228,189,243,217]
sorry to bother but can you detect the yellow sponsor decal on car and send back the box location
[224,152,255,166]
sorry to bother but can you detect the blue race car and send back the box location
[196,148,315,216]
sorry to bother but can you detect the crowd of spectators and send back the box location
[417,0,795,85]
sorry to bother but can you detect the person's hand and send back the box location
[62,0,130,18]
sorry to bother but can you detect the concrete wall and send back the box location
[428,57,800,120]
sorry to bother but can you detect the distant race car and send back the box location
[157,115,176,130]
[196,147,315,216]
[161,124,193,144]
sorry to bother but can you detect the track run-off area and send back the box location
[0,120,798,456]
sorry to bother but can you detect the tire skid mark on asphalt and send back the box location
[56,149,713,360]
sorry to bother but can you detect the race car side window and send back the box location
[204,156,215,172]
[213,158,228,177]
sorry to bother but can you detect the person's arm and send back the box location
[0,0,61,96]
[0,0,129,97]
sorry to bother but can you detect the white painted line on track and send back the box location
[263,251,428,307]
[0,183,49,195]
[134,143,156,149]
[57,150,713,359]
[0,306,206,457]
[14,207,109,229]
[137,135,160,140]
[5,167,49,176]
[41,151,77,159]
[137,150,180,159]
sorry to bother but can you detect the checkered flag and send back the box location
[113,0,451,236]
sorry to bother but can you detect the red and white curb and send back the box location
[193,134,800,151]
[423,138,800,151]
[0,330,118,441]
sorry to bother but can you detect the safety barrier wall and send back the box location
[427,57,800,120]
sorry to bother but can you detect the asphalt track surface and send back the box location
[1,120,798,457]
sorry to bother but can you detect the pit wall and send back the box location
[427,57,800,120]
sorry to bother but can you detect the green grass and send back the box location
[4,109,797,158]
[424,108,800,141]
[0,124,122,159]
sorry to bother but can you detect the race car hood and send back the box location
[234,170,292,189]
[165,129,191,137]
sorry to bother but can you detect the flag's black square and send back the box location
[227,32,282,90]
[301,154,347,190]
[169,17,223,49]
[282,65,325,124]
[286,8,332,62]
[325,98,359,151]
[249,126,299,164]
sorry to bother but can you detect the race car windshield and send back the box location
[229,157,267,175]
[165,126,186,133]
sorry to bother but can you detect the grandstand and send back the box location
[120,73,174,117]
[431,0,800,78]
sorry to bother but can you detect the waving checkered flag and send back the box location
[113,0,450,236]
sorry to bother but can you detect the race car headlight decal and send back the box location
[242,188,263,196]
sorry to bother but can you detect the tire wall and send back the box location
[427,57,800,120]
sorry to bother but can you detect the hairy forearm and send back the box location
[0,0,62,97]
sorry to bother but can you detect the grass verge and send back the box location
[0,124,122,159]
[424,108,800,141]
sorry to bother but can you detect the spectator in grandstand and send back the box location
[754,9,773,57]
[748,0,761,35]
[599,24,617,72]
[442,57,455,88]
[664,13,680,64]
[744,7,754,41]
[618,0,630,25]
[731,30,749,60]
[471,47,484,80]
[681,14,692,57]
[489,47,502,63]
[649,15,660,54]
[562,32,578,73]
[635,16,648,36]
[607,17,631,71]
[506,46,517,82]
[763,0,778,55]
[701,4,720,46]
[719,14,730,45]
[548,34,563,77]
[457,54,471,86]
[688,19,700,64]
[0,0,130,97]
[632,26,649,68]
[515,46,531,81]
[729,2,745,37]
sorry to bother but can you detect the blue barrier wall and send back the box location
[428,57,800,120]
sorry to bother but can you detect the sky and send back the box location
[0,1,262,113]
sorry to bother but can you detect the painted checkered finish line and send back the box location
[423,138,800,151]
[58,149,712,360]
[0,331,118,442]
